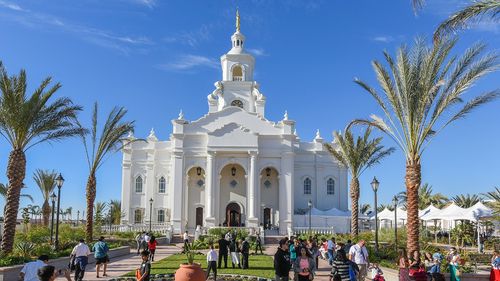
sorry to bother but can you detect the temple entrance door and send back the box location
[263,208,271,229]
[226,203,241,227]
[195,207,203,227]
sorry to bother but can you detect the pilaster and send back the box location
[279,152,294,235]
[205,151,216,227]
[120,162,131,224]
[169,151,184,234]
[247,151,258,227]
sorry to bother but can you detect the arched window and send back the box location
[135,176,143,193]
[232,65,243,81]
[304,178,312,195]
[327,178,335,195]
[134,209,142,224]
[157,209,165,223]
[231,100,243,108]
[158,177,166,193]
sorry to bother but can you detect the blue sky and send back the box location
[0,0,498,216]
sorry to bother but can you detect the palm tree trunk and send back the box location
[42,200,51,226]
[85,173,96,242]
[405,160,421,255]
[1,149,26,253]
[350,177,360,237]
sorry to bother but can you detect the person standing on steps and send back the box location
[255,233,263,255]
[274,239,291,281]
[70,239,91,281]
[218,234,229,269]
[206,244,218,280]
[93,236,110,278]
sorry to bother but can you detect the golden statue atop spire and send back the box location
[236,9,240,32]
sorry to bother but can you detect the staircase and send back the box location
[170,235,184,244]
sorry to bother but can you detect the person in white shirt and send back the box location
[348,240,369,281]
[70,239,91,281]
[183,231,190,252]
[19,255,49,281]
[206,244,218,280]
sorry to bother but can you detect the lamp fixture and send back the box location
[196,167,202,176]
[231,166,236,177]
[266,168,271,177]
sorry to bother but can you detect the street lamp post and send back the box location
[54,174,64,250]
[371,177,380,253]
[149,198,154,233]
[308,200,312,234]
[393,195,398,253]
[50,192,57,244]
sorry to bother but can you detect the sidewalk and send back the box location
[55,244,181,281]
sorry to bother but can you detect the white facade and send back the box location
[120,18,348,235]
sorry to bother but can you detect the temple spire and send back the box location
[236,9,241,32]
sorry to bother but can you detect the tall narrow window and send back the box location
[327,178,335,195]
[158,177,166,193]
[232,65,243,81]
[134,209,142,224]
[135,176,143,193]
[304,178,312,195]
[157,209,165,223]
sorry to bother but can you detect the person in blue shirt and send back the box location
[92,236,110,278]
[327,237,336,266]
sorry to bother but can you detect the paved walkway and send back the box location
[55,244,180,281]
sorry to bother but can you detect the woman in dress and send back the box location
[294,247,316,281]
[490,251,499,281]
[447,247,461,281]
[397,248,410,281]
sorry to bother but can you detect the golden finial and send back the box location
[236,8,240,32]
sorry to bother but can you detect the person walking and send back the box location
[92,236,110,278]
[293,247,316,281]
[330,249,352,281]
[241,238,250,269]
[183,231,190,253]
[70,239,91,281]
[37,266,72,281]
[274,239,291,281]
[229,238,241,268]
[135,232,144,255]
[289,239,297,266]
[447,247,461,281]
[255,233,263,255]
[327,237,336,266]
[148,235,158,262]
[136,250,151,281]
[398,248,410,281]
[19,255,49,281]
[218,234,229,268]
[348,240,369,281]
[206,244,218,280]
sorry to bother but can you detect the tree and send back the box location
[434,0,500,41]
[396,183,448,209]
[94,201,107,231]
[483,186,500,202]
[33,169,57,226]
[353,36,499,253]
[0,183,33,204]
[325,127,394,236]
[360,203,371,215]
[452,194,482,208]
[109,200,123,225]
[65,207,72,221]
[80,102,134,242]
[0,62,83,253]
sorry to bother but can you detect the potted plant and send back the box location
[174,243,205,281]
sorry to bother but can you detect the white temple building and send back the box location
[120,12,348,235]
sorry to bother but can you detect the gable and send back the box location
[207,122,258,148]
[184,106,282,135]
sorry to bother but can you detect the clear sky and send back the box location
[0,0,498,216]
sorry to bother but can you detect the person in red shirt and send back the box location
[147,236,158,262]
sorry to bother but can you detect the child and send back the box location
[369,263,385,281]
[206,244,217,280]
[147,236,158,262]
[136,250,151,281]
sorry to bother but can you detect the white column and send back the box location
[205,152,216,227]
[169,152,184,234]
[247,151,258,227]
[279,152,294,235]
[145,163,155,224]
[120,162,131,224]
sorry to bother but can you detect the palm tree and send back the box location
[94,201,108,228]
[109,200,123,225]
[0,183,33,204]
[80,102,134,242]
[377,204,394,212]
[434,0,500,41]
[396,183,448,209]
[33,169,57,226]
[452,194,483,208]
[483,186,500,202]
[65,207,72,222]
[325,127,394,236]
[0,61,83,253]
[352,36,499,253]
[360,203,371,215]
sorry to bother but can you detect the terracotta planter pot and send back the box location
[175,263,205,281]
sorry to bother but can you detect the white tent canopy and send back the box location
[461,202,493,221]
[419,204,440,218]
[370,207,407,221]
[306,207,351,217]
[421,202,465,221]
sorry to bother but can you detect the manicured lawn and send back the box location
[128,253,275,279]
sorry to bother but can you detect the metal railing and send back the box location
[292,227,336,235]
[100,223,172,236]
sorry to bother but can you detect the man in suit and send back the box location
[241,238,250,269]
[217,234,229,268]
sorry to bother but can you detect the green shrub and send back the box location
[25,226,51,244]
[34,243,54,257]
[58,224,85,244]
[0,256,29,267]
[15,241,36,259]
[115,231,136,239]
[207,228,249,241]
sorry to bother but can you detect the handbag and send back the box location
[68,255,76,271]
[135,269,142,279]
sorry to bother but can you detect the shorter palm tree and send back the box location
[360,203,371,215]
[0,183,33,203]
[483,187,500,202]
[109,200,123,225]
[452,194,483,208]
[33,169,57,226]
[396,184,449,209]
